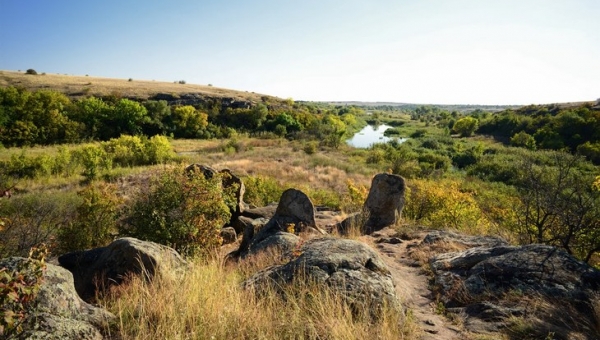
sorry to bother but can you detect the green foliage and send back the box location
[0,246,47,337]
[510,131,536,150]
[172,105,209,138]
[577,141,600,165]
[120,167,230,257]
[57,182,122,252]
[243,175,285,207]
[403,179,490,233]
[25,69,37,75]
[452,116,479,137]
[75,144,112,181]
[144,135,175,164]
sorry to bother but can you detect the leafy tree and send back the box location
[318,114,347,148]
[510,131,536,150]
[111,99,149,137]
[452,117,478,137]
[577,141,600,165]
[75,145,112,181]
[172,105,208,138]
[69,97,112,140]
[142,100,171,136]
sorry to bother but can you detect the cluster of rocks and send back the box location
[412,230,600,338]
[3,165,600,339]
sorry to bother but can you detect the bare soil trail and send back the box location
[362,229,466,340]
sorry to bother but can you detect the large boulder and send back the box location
[234,189,315,258]
[59,237,186,301]
[363,173,406,233]
[0,257,115,339]
[337,173,406,235]
[243,238,400,318]
[421,231,600,338]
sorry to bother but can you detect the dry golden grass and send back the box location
[0,70,274,102]
[171,138,375,196]
[101,252,419,340]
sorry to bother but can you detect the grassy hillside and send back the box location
[0,70,274,102]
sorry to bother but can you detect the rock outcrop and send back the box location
[186,164,247,225]
[417,231,600,338]
[234,188,315,258]
[59,237,186,301]
[338,173,406,234]
[243,237,400,318]
[0,257,115,339]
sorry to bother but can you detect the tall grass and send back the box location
[101,254,418,340]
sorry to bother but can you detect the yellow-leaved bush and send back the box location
[403,179,492,234]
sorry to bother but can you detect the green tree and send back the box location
[452,117,479,137]
[111,99,149,137]
[69,97,112,140]
[172,105,209,138]
[510,131,536,150]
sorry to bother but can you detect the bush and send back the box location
[0,246,47,337]
[403,179,490,233]
[57,183,122,253]
[243,175,285,207]
[25,69,37,75]
[144,135,175,164]
[0,192,79,257]
[120,166,230,257]
[303,141,318,155]
[75,145,112,181]
[103,135,146,167]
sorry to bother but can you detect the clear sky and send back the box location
[1,0,598,105]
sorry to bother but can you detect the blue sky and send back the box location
[1,0,598,105]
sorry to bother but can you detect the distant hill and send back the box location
[0,70,277,105]
[322,101,520,112]
[318,100,597,113]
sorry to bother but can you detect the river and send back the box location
[346,124,408,148]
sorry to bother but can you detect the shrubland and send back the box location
[1,80,599,338]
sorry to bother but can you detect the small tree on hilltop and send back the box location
[25,69,37,75]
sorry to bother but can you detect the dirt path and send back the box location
[363,229,464,339]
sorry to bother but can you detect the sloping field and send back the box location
[0,70,272,102]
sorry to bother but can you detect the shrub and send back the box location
[144,135,175,164]
[0,192,79,257]
[303,141,318,155]
[75,144,112,181]
[25,69,37,75]
[0,246,47,337]
[403,179,490,233]
[243,175,285,207]
[120,166,230,257]
[103,135,146,167]
[57,182,122,252]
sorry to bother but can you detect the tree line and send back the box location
[0,86,366,148]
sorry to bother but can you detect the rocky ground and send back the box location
[3,170,600,339]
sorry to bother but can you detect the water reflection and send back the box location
[346,124,407,148]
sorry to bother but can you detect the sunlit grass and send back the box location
[101,252,419,340]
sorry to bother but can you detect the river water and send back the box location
[346,124,407,148]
